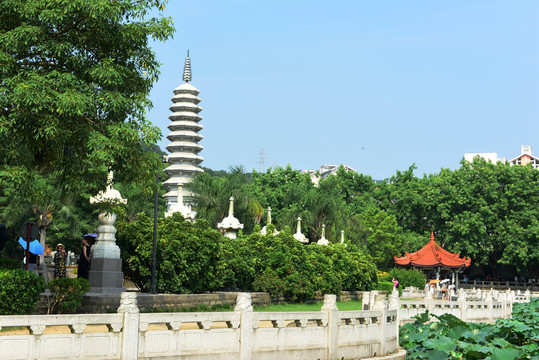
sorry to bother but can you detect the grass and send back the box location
[0,326,26,333]
[142,303,234,313]
[254,300,363,312]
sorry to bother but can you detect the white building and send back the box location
[463,152,504,164]
[301,164,357,186]
[508,145,539,169]
[464,145,538,169]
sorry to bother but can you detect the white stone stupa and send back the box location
[164,185,195,220]
[317,224,329,245]
[260,207,279,235]
[293,217,308,243]
[218,197,244,239]
[163,50,204,215]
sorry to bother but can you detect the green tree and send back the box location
[0,0,175,197]
[189,166,263,232]
[116,212,224,293]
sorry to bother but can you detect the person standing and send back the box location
[77,237,91,280]
[392,278,399,291]
[53,243,67,279]
[27,253,38,274]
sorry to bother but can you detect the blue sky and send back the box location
[147,1,539,180]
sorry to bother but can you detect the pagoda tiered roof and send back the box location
[394,232,471,269]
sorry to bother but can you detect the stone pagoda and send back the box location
[163,51,204,216]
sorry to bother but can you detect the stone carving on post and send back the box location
[322,294,339,360]
[89,171,127,292]
[235,293,253,360]
[118,292,139,360]
[217,197,244,239]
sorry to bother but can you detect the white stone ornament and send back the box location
[217,197,244,239]
[90,171,126,259]
[165,185,195,220]
[293,217,308,243]
[260,207,279,235]
[317,224,329,245]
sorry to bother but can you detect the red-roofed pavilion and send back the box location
[395,232,471,286]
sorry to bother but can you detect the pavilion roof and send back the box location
[394,232,471,269]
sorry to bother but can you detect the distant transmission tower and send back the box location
[257,149,266,173]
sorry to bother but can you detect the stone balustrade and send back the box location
[394,287,524,325]
[0,293,403,360]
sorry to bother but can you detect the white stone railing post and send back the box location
[235,293,253,360]
[458,289,467,322]
[389,290,400,347]
[117,292,140,360]
[389,290,399,310]
[371,293,387,356]
[362,291,370,310]
[485,292,493,323]
[321,294,339,360]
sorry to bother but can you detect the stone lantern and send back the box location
[217,197,243,239]
[89,171,127,293]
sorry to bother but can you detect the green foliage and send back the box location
[388,268,426,289]
[400,298,539,359]
[376,281,395,294]
[143,304,234,313]
[253,267,285,298]
[189,166,264,232]
[0,269,45,314]
[117,214,377,301]
[246,232,377,301]
[0,257,21,270]
[0,0,174,196]
[46,277,89,314]
[117,212,224,293]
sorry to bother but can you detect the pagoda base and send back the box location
[89,258,124,293]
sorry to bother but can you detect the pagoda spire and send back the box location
[183,50,192,83]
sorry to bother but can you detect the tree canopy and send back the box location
[0,0,175,197]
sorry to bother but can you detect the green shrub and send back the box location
[0,258,22,270]
[117,213,224,293]
[388,268,425,289]
[46,278,89,314]
[283,271,316,302]
[0,269,45,314]
[116,213,379,301]
[376,281,395,294]
[253,267,285,298]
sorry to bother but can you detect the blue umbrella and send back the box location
[83,233,97,238]
[18,237,44,255]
